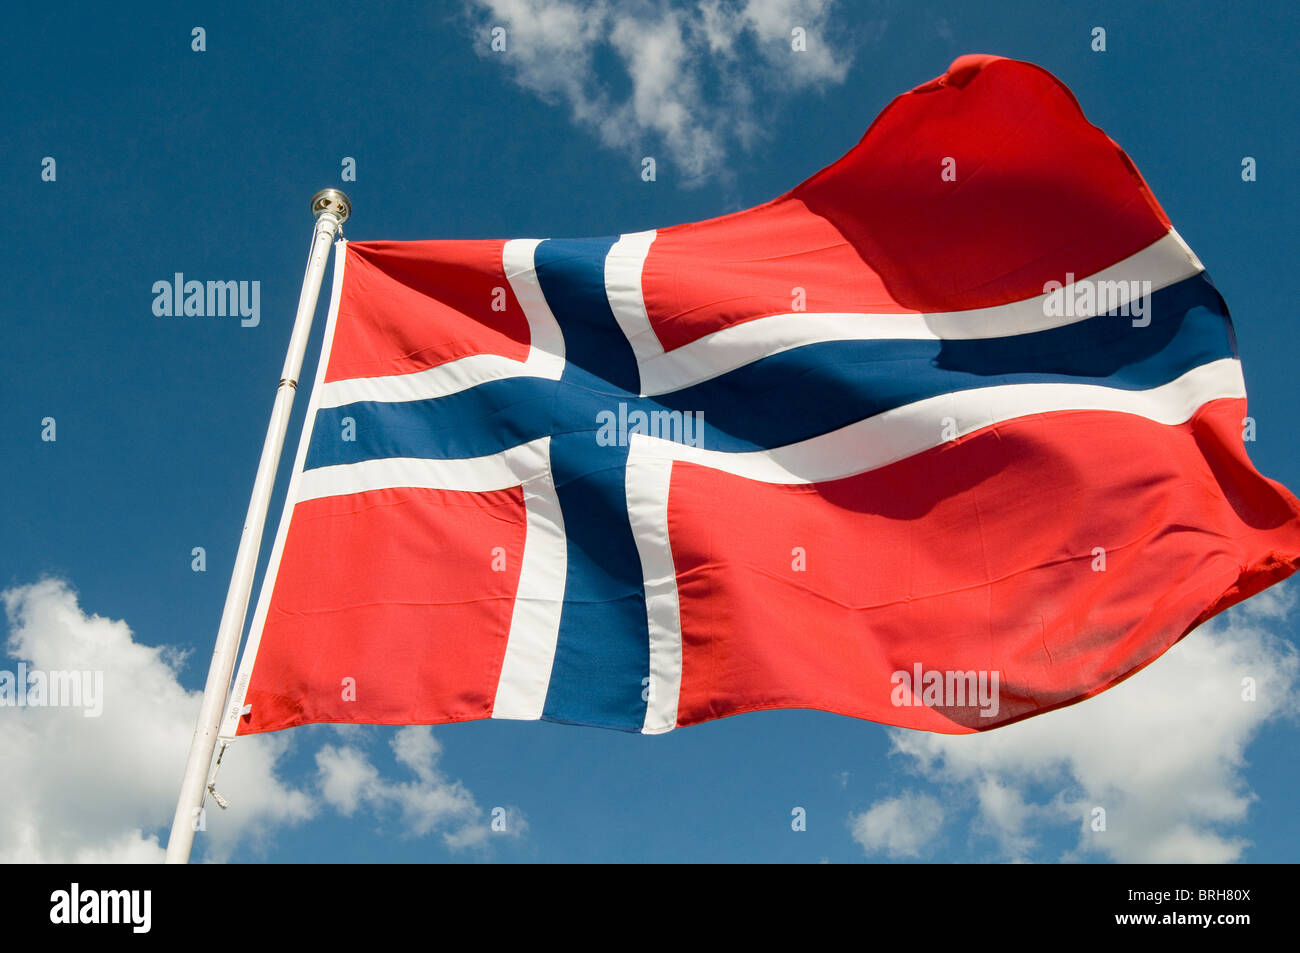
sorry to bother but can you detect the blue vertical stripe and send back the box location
[533,238,650,730]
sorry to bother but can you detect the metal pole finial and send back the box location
[311,188,351,224]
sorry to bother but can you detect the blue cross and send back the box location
[304,236,1228,730]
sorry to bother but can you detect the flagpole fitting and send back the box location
[311,189,351,224]
[163,190,350,864]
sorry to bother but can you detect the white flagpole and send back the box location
[164,189,352,864]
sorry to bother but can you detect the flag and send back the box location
[220,54,1300,738]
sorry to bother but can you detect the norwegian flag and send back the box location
[221,55,1300,739]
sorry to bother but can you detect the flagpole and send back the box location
[164,189,351,864]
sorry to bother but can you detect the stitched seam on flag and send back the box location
[220,238,350,739]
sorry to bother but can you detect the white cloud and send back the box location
[857,589,1300,863]
[317,726,525,849]
[848,792,944,858]
[466,0,863,182]
[1,579,520,862]
[0,578,312,863]
[316,743,380,816]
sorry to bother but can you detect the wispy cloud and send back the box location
[849,791,945,859]
[465,0,865,184]
[851,588,1300,863]
[317,725,526,849]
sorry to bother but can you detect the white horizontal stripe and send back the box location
[319,353,531,408]
[625,451,682,734]
[295,438,553,500]
[637,230,1203,395]
[605,230,662,365]
[630,358,1245,485]
[317,238,564,408]
[492,451,568,722]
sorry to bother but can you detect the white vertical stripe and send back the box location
[605,230,661,380]
[491,239,569,720]
[492,445,568,721]
[505,237,566,380]
[626,445,682,734]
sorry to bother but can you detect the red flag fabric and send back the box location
[220,55,1300,739]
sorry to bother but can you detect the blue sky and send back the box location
[3,0,1299,863]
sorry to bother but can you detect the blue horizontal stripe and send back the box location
[305,272,1233,470]
[664,272,1232,450]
